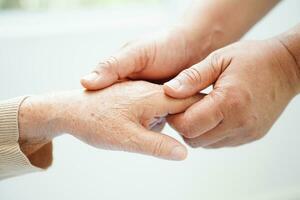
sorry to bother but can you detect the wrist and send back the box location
[175,18,234,64]
[173,22,215,65]
[266,36,300,97]
[276,24,300,94]
[18,95,63,149]
[274,25,300,95]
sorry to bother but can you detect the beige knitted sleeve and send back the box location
[0,97,42,179]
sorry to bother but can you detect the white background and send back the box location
[0,1,300,199]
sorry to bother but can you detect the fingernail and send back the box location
[165,79,181,90]
[170,146,187,160]
[82,72,98,82]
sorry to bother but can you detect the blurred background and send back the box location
[0,0,159,9]
[0,0,300,200]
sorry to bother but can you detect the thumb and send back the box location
[81,45,147,90]
[124,122,188,160]
[163,52,228,98]
[155,92,204,116]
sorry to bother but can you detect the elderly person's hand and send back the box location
[163,24,300,148]
[18,81,201,160]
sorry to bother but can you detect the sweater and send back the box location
[0,97,52,179]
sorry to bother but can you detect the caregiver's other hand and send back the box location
[80,0,279,91]
[164,32,300,148]
[80,25,206,90]
[19,81,201,160]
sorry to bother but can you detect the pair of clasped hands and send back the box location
[20,1,300,162]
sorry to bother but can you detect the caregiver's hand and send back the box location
[164,26,300,148]
[80,0,278,91]
[19,81,201,160]
[80,25,206,90]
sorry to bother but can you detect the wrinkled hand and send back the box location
[80,25,209,90]
[19,81,201,160]
[164,39,300,148]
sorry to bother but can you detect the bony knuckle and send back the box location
[209,50,231,71]
[209,51,225,71]
[180,68,201,84]
[98,56,119,71]
[209,52,222,69]
[189,67,202,83]
[180,69,194,82]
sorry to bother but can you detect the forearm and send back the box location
[179,0,279,52]
[18,95,62,157]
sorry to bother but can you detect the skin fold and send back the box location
[18,81,202,165]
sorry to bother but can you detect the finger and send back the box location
[150,90,205,117]
[122,123,188,160]
[163,52,230,98]
[81,47,146,90]
[182,124,230,148]
[167,92,224,138]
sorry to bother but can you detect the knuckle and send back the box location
[180,67,202,84]
[208,50,232,71]
[123,40,151,71]
[133,46,149,70]
[97,56,120,72]
[209,51,222,70]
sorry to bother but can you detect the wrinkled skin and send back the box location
[164,39,300,148]
[19,81,201,160]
